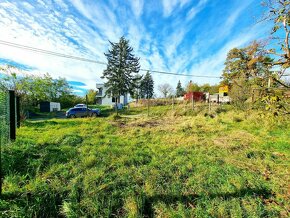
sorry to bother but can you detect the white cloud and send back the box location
[0,0,268,95]
[188,24,267,84]
[186,0,208,21]
[130,0,144,18]
[162,0,190,17]
[212,0,254,40]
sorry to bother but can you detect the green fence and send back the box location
[0,87,10,148]
[0,87,10,194]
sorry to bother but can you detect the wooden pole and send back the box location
[192,94,194,110]
[147,98,149,117]
[208,95,211,113]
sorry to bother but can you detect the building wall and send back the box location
[40,102,61,112]
[96,83,127,106]
[50,102,61,111]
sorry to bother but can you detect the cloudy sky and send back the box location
[0,0,270,95]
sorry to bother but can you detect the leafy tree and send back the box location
[199,83,211,92]
[140,71,154,99]
[0,65,73,108]
[102,36,141,105]
[158,83,173,98]
[176,80,185,97]
[262,0,290,72]
[190,83,219,94]
[186,80,200,92]
[86,89,97,104]
[208,84,220,94]
[58,94,85,109]
[222,42,273,105]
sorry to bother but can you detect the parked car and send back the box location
[66,107,100,118]
[74,104,87,108]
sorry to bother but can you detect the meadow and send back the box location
[0,104,289,217]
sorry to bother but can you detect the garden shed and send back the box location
[40,101,61,112]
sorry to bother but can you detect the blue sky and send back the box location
[0,0,270,95]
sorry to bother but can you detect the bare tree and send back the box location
[158,83,173,98]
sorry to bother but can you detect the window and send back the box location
[112,97,116,103]
[97,88,103,96]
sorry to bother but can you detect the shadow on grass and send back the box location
[142,187,272,217]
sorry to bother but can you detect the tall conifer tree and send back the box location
[176,80,185,97]
[102,37,141,103]
[140,71,154,99]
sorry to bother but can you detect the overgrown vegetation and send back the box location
[0,105,289,217]
[0,65,84,112]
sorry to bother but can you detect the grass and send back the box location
[0,104,289,217]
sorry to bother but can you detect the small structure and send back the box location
[205,85,231,104]
[96,83,128,106]
[207,93,231,103]
[40,102,61,112]
[184,92,204,101]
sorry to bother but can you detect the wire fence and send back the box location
[0,87,10,194]
[0,87,10,149]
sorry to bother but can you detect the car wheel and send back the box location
[71,114,76,118]
[92,113,97,117]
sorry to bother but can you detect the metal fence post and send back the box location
[9,90,16,140]
[16,96,20,128]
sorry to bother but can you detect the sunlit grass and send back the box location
[0,105,289,217]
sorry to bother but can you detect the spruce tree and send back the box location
[130,75,142,102]
[176,80,185,97]
[102,36,141,103]
[140,71,154,99]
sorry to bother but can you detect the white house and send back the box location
[206,93,231,103]
[96,83,128,106]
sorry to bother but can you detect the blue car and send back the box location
[66,107,100,118]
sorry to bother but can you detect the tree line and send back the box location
[0,0,288,114]
[0,66,86,110]
[101,37,219,100]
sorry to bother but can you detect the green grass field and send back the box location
[0,105,289,217]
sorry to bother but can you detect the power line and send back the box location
[0,40,107,65]
[0,40,221,78]
[139,69,220,78]
[1,40,289,79]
